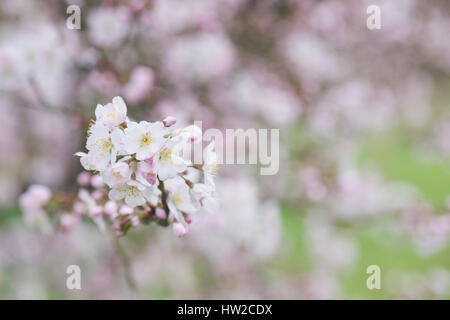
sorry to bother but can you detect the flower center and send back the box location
[95,138,111,153]
[141,133,152,146]
[160,149,173,165]
[106,112,117,120]
[206,165,219,177]
[112,171,123,179]
[121,185,140,198]
[173,193,183,205]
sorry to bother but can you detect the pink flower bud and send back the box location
[92,190,103,201]
[185,214,192,224]
[91,175,104,188]
[119,205,134,215]
[90,206,103,218]
[113,220,121,231]
[76,172,91,186]
[129,0,145,12]
[137,160,156,185]
[73,201,86,216]
[60,214,78,231]
[131,215,140,227]
[172,222,187,238]
[182,125,202,143]
[104,200,118,217]
[155,207,166,220]
[163,116,177,127]
[123,66,154,103]
[19,184,52,212]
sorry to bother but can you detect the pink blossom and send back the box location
[123,66,154,103]
[91,175,104,188]
[76,172,91,186]
[60,214,78,231]
[155,207,166,220]
[173,221,187,238]
[104,200,118,217]
[119,205,134,215]
[163,116,177,127]
[19,184,52,212]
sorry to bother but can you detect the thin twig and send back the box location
[114,236,137,294]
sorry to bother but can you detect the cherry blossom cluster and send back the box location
[74,96,218,237]
[20,96,219,238]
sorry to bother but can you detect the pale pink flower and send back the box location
[123,66,154,103]
[173,221,187,238]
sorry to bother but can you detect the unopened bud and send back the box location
[73,201,86,216]
[60,214,78,231]
[104,200,118,217]
[131,215,140,227]
[90,206,103,217]
[172,222,187,238]
[91,175,104,188]
[77,172,91,186]
[163,116,177,127]
[92,190,103,200]
[119,205,134,215]
[155,207,166,220]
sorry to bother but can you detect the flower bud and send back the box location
[90,205,103,218]
[113,220,121,231]
[104,200,118,217]
[173,222,187,238]
[123,66,154,103]
[73,201,86,216]
[163,116,177,127]
[119,205,134,215]
[19,184,52,212]
[91,175,104,188]
[60,214,78,231]
[92,190,103,201]
[131,215,140,227]
[77,172,91,186]
[155,207,166,220]
[173,125,202,143]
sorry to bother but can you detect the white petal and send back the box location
[125,194,145,207]
[112,96,127,117]
[109,188,124,201]
[95,104,105,120]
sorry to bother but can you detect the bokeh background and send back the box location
[0,0,449,299]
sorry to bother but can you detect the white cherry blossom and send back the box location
[136,159,156,187]
[72,95,219,237]
[173,124,202,143]
[123,121,167,160]
[84,122,115,171]
[102,161,132,188]
[191,183,218,214]
[203,140,218,189]
[95,96,127,128]
[78,189,102,217]
[154,136,188,181]
[165,176,197,223]
[109,180,154,208]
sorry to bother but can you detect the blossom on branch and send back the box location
[33,96,218,238]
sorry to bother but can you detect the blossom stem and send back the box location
[114,236,137,294]
[157,178,170,226]
[178,173,193,188]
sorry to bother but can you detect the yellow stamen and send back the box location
[173,193,183,205]
[141,132,152,146]
[160,149,174,165]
